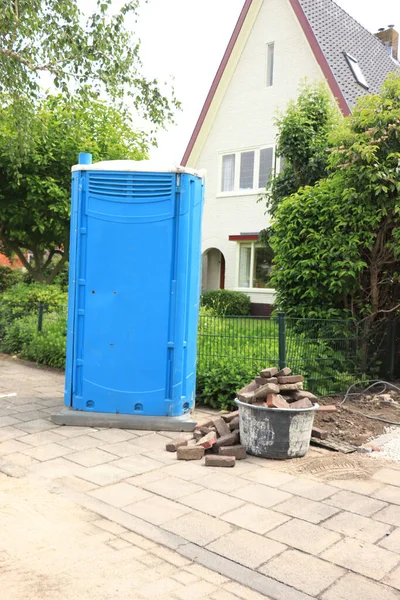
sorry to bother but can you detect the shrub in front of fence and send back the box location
[201,290,251,316]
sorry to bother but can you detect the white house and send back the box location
[182,0,399,315]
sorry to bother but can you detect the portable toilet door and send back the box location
[63,155,204,426]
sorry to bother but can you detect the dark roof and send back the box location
[299,0,399,108]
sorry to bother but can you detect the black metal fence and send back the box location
[0,302,398,396]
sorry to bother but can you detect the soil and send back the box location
[314,392,400,447]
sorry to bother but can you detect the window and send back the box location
[344,52,369,89]
[266,43,274,87]
[240,151,255,189]
[220,147,276,193]
[259,147,274,188]
[221,154,235,192]
[238,243,273,289]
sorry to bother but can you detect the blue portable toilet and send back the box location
[53,154,204,431]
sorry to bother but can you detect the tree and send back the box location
[265,82,339,216]
[0,0,179,128]
[270,73,400,327]
[0,95,148,284]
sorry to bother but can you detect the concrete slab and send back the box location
[51,406,197,431]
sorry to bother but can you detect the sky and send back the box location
[129,0,400,162]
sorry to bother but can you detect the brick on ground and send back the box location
[177,446,205,461]
[212,417,230,437]
[219,445,246,460]
[221,411,239,423]
[312,427,328,439]
[195,432,217,450]
[229,417,239,431]
[166,436,192,452]
[215,430,240,448]
[205,455,236,467]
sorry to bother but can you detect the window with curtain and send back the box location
[258,147,274,188]
[238,243,273,288]
[238,245,252,288]
[221,154,235,192]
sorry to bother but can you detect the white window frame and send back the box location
[344,52,369,89]
[235,242,274,293]
[266,42,275,87]
[218,146,277,197]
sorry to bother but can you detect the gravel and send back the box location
[367,427,400,462]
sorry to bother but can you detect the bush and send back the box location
[1,310,67,368]
[201,290,251,316]
[0,265,25,293]
[0,282,67,322]
[196,359,257,410]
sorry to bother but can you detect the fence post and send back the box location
[278,312,286,370]
[37,301,44,333]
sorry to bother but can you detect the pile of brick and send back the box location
[165,411,245,468]
[237,366,318,409]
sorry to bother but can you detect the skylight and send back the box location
[344,52,369,89]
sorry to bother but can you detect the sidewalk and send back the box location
[0,357,399,600]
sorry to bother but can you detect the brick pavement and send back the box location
[1,357,400,600]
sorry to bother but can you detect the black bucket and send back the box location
[235,399,318,459]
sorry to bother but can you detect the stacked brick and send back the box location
[237,366,318,409]
[165,411,246,468]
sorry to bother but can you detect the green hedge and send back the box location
[1,310,67,369]
[201,290,251,316]
[0,282,67,323]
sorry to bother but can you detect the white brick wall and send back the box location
[192,0,330,306]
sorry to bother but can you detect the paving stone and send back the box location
[373,504,400,526]
[325,489,387,517]
[138,576,184,598]
[0,438,31,455]
[373,468,400,487]
[128,432,173,451]
[259,548,344,596]
[14,419,57,433]
[98,441,144,458]
[321,537,399,580]
[322,572,400,600]
[210,591,241,600]
[164,511,233,546]
[141,476,203,500]
[89,482,151,507]
[127,470,168,487]
[67,447,118,467]
[241,468,295,488]
[56,426,98,438]
[0,416,21,427]
[28,457,84,480]
[267,518,341,555]
[120,531,156,549]
[0,426,27,441]
[110,455,163,475]
[279,477,336,501]
[179,488,244,517]
[174,580,216,600]
[379,527,400,553]
[138,449,179,465]
[330,478,384,496]
[85,428,137,444]
[222,581,271,600]
[151,546,191,567]
[273,495,340,524]
[124,494,192,525]
[231,483,292,508]
[222,503,290,534]
[21,442,73,462]
[106,538,132,550]
[161,462,208,481]
[18,430,65,447]
[192,472,243,493]
[5,452,39,467]
[184,562,229,585]
[57,434,108,451]
[373,485,400,505]
[385,563,400,591]
[11,410,50,422]
[323,510,391,543]
[172,570,200,585]
[77,464,132,485]
[207,529,286,569]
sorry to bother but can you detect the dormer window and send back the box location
[344,52,369,89]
